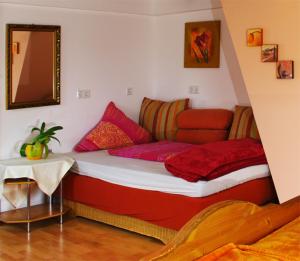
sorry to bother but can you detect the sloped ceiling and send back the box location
[221,0,300,203]
[0,0,222,15]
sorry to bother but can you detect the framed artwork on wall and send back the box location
[276,60,294,79]
[184,20,220,68]
[247,28,263,46]
[261,44,278,62]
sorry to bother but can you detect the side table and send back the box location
[0,154,74,232]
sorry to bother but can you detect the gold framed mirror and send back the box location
[6,24,61,109]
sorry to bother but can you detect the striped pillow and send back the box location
[139,97,189,140]
[228,106,260,140]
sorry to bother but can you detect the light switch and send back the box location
[77,89,91,99]
[189,85,199,94]
[126,88,133,96]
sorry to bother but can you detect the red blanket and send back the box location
[108,141,194,162]
[165,138,267,182]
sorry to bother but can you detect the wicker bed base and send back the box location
[64,200,177,244]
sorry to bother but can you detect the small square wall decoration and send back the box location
[276,60,294,79]
[261,44,278,62]
[247,28,263,46]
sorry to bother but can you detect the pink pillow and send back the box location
[74,102,151,152]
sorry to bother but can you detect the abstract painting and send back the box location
[247,28,263,46]
[276,60,294,79]
[261,44,278,62]
[184,21,220,68]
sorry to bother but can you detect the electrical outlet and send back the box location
[189,85,199,94]
[126,88,133,96]
[84,89,91,98]
[77,89,83,99]
[77,89,91,99]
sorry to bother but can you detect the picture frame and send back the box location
[6,24,61,110]
[247,28,263,47]
[184,20,220,68]
[276,60,294,79]
[261,44,278,62]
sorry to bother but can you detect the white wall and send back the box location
[0,3,155,159]
[153,9,248,109]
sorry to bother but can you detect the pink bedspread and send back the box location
[108,141,194,162]
[165,138,267,182]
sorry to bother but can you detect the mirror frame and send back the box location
[6,24,61,109]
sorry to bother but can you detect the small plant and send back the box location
[20,122,63,159]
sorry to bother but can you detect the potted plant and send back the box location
[20,122,63,160]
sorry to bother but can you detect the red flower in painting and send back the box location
[195,32,210,49]
[192,30,212,64]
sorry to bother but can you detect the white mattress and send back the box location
[67,151,270,198]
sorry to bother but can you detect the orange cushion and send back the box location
[139,97,189,140]
[229,106,260,140]
[177,109,233,130]
[176,129,228,144]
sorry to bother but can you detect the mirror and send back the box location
[6,24,61,109]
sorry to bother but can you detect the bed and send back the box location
[142,196,300,260]
[63,108,277,243]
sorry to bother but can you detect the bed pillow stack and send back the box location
[139,97,189,141]
[175,109,233,144]
[74,102,151,152]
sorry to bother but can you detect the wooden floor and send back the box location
[0,216,163,260]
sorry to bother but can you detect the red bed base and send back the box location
[63,172,277,231]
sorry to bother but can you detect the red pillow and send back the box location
[74,102,151,152]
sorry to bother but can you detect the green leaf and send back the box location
[49,136,61,144]
[40,122,46,133]
[36,137,49,144]
[43,126,63,136]
[31,127,40,133]
[31,133,48,144]
[30,123,63,147]
[20,143,29,157]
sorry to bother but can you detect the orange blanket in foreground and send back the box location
[198,216,300,261]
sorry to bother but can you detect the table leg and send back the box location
[49,195,52,214]
[27,181,31,233]
[60,181,63,224]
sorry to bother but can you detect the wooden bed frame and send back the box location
[141,196,300,260]
[64,199,176,244]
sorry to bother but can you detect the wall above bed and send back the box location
[0,2,249,159]
[153,8,250,109]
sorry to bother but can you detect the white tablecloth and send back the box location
[0,154,74,206]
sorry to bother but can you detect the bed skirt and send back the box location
[63,172,277,243]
